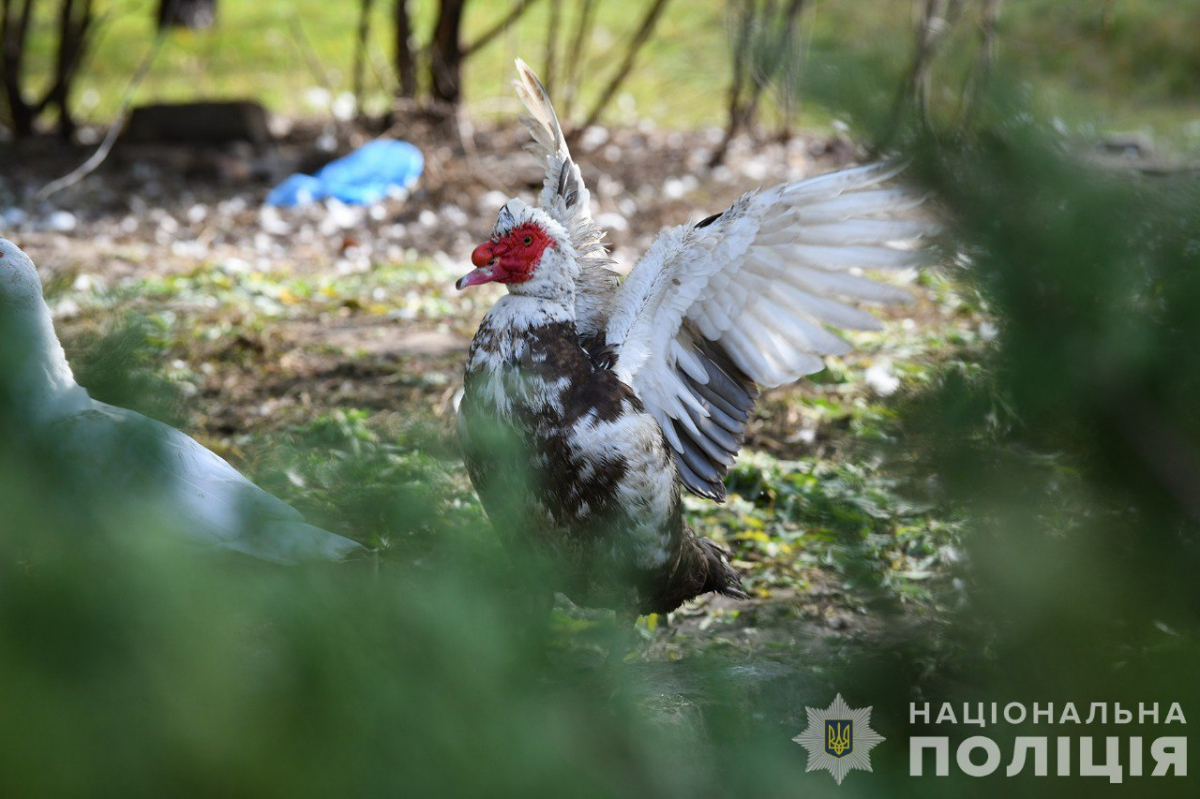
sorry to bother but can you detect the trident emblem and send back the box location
[825,720,853,758]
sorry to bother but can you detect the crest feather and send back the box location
[512,58,618,338]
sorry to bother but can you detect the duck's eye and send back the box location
[522,235,533,246]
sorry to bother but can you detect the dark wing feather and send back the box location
[666,334,757,500]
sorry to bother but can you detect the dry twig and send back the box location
[542,0,562,95]
[573,0,672,143]
[561,0,598,117]
[956,0,1003,128]
[352,0,377,118]
[461,0,544,58]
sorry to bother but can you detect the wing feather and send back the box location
[605,164,933,499]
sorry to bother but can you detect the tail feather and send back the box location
[643,527,748,615]
[698,536,750,601]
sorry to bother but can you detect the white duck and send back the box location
[0,237,362,563]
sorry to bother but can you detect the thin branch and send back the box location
[35,29,168,200]
[286,13,334,93]
[710,0,806,166]
[878,0,966,150]
[461,0,543,58]
[352,0,376,117]
[738,0,778,136]
[709,0,755,167]
[369,41,398,97]
[1,0,36,135]
[561,0,598,117]
[543,0,561,96]
[574,0,672,139]
[394,0,417,98]
[957,0,1002,128]
[288,9,352,135]
[774,0,805,143]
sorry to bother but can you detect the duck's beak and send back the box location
[456,241,499,290]
[455,265,496,290]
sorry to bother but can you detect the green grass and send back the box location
[13,0,1200,151]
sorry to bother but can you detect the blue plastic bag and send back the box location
[265,174,324,207]
[266,139,424,207]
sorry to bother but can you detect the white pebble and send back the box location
[479,190,509,212]
[594,212,628,232]
[259,205,292,236]
[864,361,900,397]
[47,210,77,232]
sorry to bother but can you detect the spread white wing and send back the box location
[605,163,931,500]
[513,59,618,340]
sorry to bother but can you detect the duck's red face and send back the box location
[456,223,555,290]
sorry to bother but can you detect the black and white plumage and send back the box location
[0,237,363,564]
[456,61,931,615]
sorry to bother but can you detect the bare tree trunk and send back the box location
[353,0,376,116]
[157,0,215,30]
[731,0,777,144]
[1,0,35,138]
[47,0,95,139]
[574,0,671,139]
[394,0,417,98]
[910,0,945,120]
[429,0,466,105]
[3,0,95,140]
[50,0,78,139]
[978,0,1001,67]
